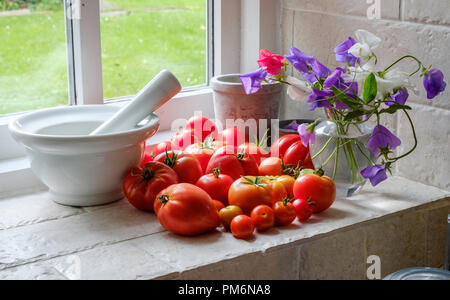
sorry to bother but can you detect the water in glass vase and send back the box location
[310,120,375,198]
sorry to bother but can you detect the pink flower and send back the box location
[257,49,285,75]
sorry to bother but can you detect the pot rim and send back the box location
[211,73,281,94]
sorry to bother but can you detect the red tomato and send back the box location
[155,183,221,236]
[217,128,249,147]
[237,142,269,165]
[185,116,218,140]
[273,199,297,226]
[140,146,154,168]
[171,128,202,151]
[250,205,275,232]
[283,140,309,168]
[293,172,336,213]
[302,152,315,170]
[258,157,284,176]
[228,176,273,215]
[123,162,178,212]
[154,151,203,184]
[206,146,259,180]
[270,134,301,158]
[152,141,173,158]
[219,205,244,231]
[212,200,225,212]
[230,215,255,239]
[184,142,215,173]
[196,168,234,205]
[293,198,313,222]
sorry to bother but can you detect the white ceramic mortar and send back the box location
[9,105,160,207]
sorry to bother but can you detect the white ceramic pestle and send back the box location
[90,69,181,135]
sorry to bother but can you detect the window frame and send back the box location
[0,0,280,195]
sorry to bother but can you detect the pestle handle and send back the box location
[90,70,181,135]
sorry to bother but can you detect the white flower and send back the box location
[286,76,311,101]
[344,61,376,97]
[376,68,418,97]
[348,30,381,60]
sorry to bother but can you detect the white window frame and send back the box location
[0,0,280,195]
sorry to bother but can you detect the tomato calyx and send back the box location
[157,195,170,207]
[162,150,178,168]
[299,168,324,177]
[253,128,269,149]
[242,176,267,188]
[235,150,246,162]
[212,168,221,178]
[282,197,294,206]
[281,159,303,178]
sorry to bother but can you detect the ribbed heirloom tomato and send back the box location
[123,162,178,212]
[154,183,221,236]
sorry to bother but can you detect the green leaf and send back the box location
[331,86,361,109]
[379,104,412,115]
[363,73,378,104]
[344,110,367,121]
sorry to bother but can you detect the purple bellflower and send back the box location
[239,68,268,94]
[361,164,388,186]
[423,68,446,99]
[367,125,401,157]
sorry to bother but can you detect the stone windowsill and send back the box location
[0,176,449,280]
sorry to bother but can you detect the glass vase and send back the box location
[310,120,375,198]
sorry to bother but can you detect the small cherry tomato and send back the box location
[293,198,314,223]
[230,215,255,239]
[250,205,275,232]
[273,198,296,226]
[212,200,225,212]
[219,205,243,231]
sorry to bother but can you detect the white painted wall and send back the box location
[279,0,450,190]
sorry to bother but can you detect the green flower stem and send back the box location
[388,109,418,162]
[355,140,375,165]
[382,55,423,77]
[312,136,335,160]
[333,138,341,180]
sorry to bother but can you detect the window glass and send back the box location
[100,0,208,99]
[0,1,67,115]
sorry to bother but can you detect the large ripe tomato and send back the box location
[184,140,215,173]
[206,146,259,180]
[185,116,218,140]
[237,143,269,165]
[293,172,336,213]
[250,205,275,232]
[154,151,203,184]
[273,199,296,226]
[230,215,255,239]
[270,134,301,158]
[283,140,309,168]
[171,128,203,151]
[196,168,234,205]
[217,128,249,147]
[154,183,221,236]
[123,162,178,212]
[228,176,273,215]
